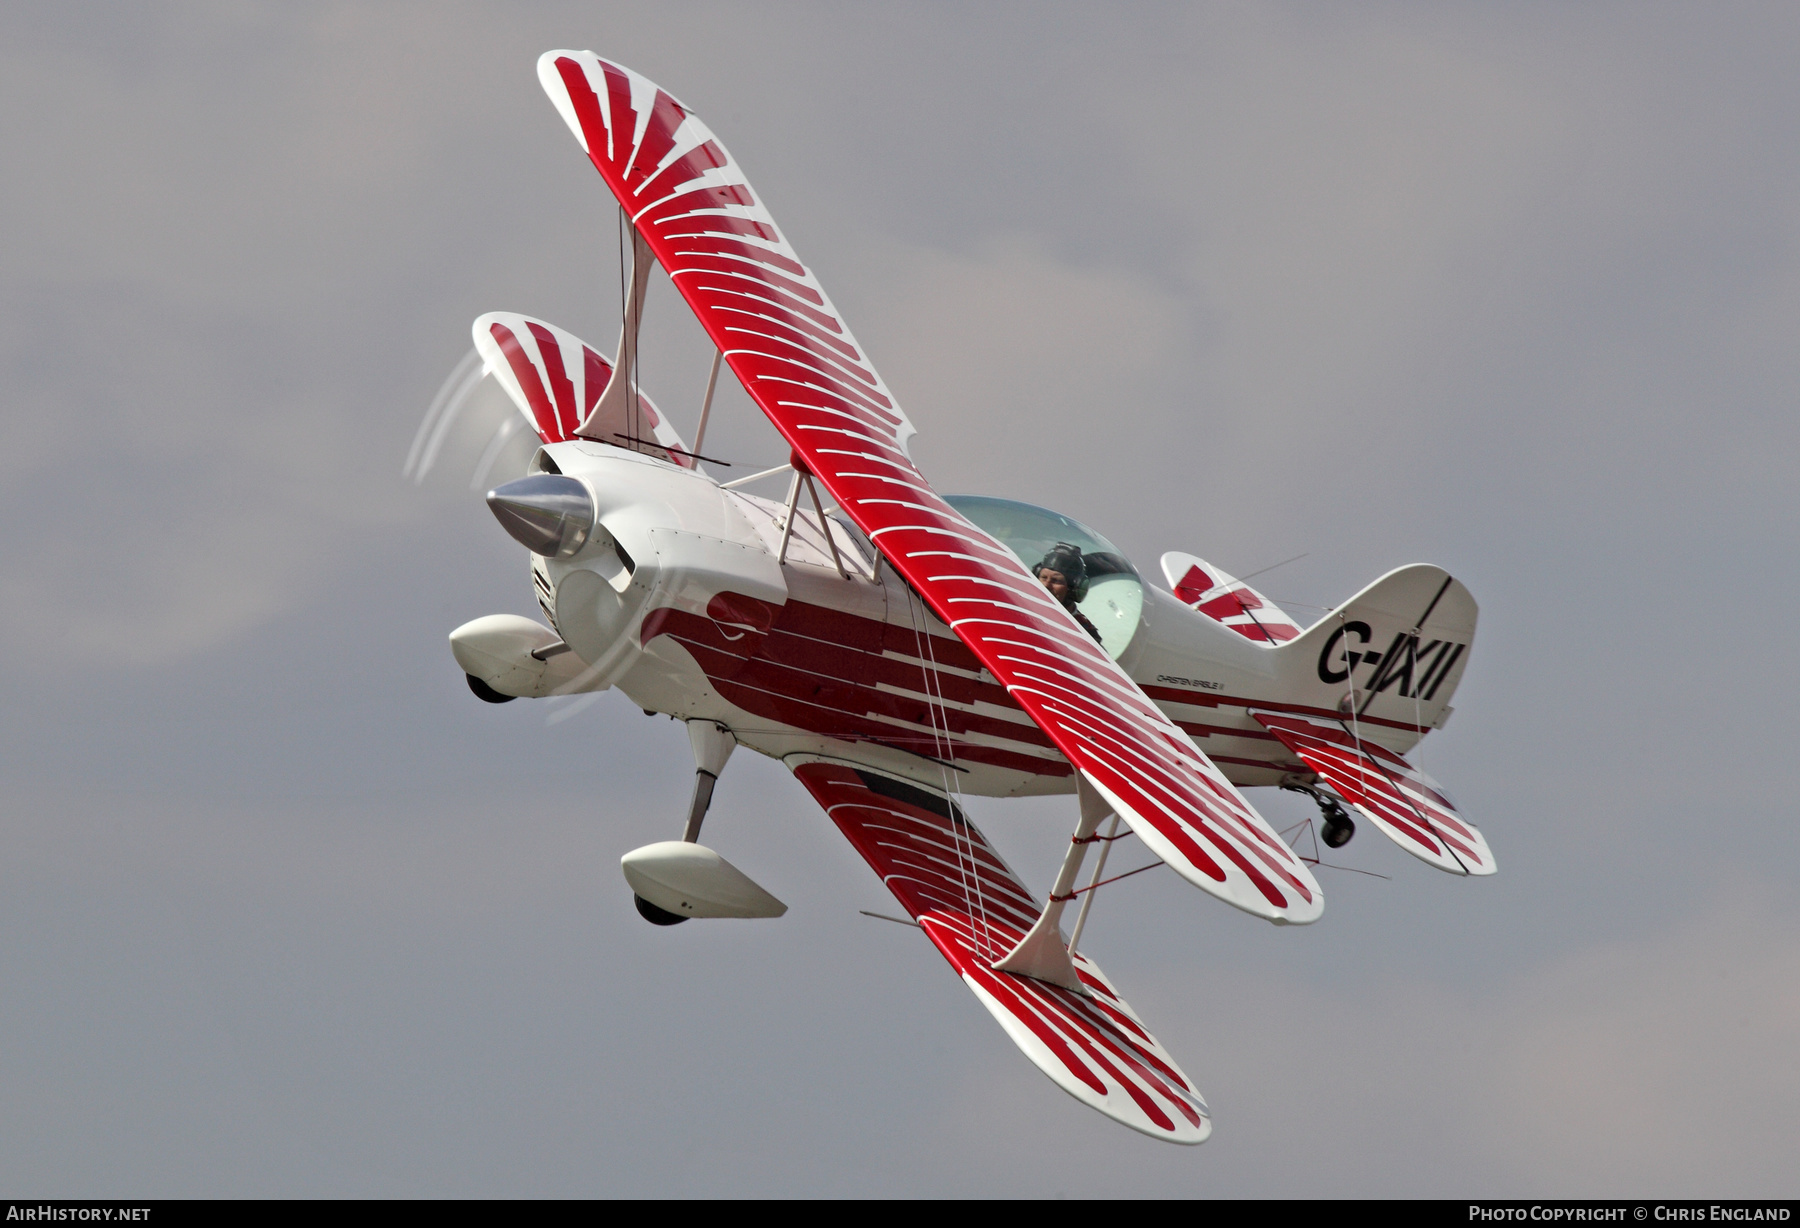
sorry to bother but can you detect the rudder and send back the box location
[1279,565,1476,735]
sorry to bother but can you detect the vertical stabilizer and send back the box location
[1277,565,1476,737]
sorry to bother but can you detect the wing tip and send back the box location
[536,48,577,90]
[537,47,584,69]
[1270,897,1325,926]
[969,977,1212,1146]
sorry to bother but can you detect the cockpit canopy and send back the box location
[943,495,1144,660]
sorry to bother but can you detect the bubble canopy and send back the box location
[942,495,1144,660]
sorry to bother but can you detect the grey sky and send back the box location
[2,1,1795,1196]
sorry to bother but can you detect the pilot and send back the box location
[1035,542,1103,645]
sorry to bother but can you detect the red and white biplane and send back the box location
[426,52,1492,1144]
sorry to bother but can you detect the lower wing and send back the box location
[788,755,1210,1143]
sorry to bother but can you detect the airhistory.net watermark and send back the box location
[6,1210,150,1222]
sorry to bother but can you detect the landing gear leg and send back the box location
[1281,783,1356,849]
[680,721,736,844]
[991,776,1112,994]
[633,721,737,926]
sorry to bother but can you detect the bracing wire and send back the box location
[631,226,645,456]
[613,205,628,448]
[1340,610,1376,808]
[1279,813,1390,879]
[611,204,650,453]
[900,584,973,947]
[916,590,991,959]
[918,601,994,961]
[1338,607,1466,872]
[1233,551,1310,585]
[903,582,994,962]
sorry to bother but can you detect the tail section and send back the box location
[1280,565,1476,735]
[1253,710,1495,875]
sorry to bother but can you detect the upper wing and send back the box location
[539,51,1320,924]
[471,311,691,464]
[1252,710,1496,875]
[789,756,1210,1143]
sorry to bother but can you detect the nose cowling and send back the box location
[486,474,595,558]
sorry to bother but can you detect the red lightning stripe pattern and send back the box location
[471,310,690,463]
[1252,711,1496,876]
[1170,560,1303,645]
[791,760,1210,1142]
[539,50,1322,925]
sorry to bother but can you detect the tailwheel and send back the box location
[1320,801,1355,849]
[1281,783,1356,849]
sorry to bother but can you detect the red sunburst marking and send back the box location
[791,760,1207,1138]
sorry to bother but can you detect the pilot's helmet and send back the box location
[1035,542,1088,600]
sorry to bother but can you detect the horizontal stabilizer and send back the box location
[1161,552,1302,645]
[1252,711,1495,876]
[471,312,691,464]
[790,757,1210,1143]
